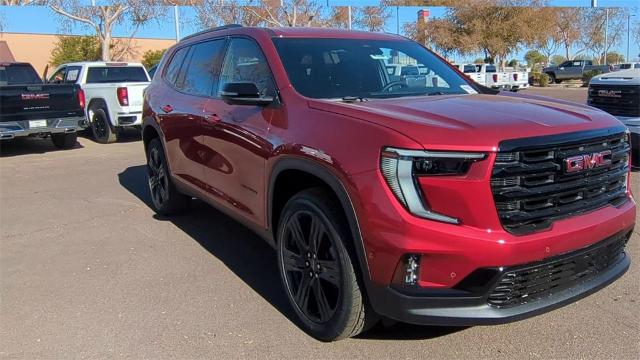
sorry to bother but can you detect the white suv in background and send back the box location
[48,62,150,143]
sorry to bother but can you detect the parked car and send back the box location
[143,26,635,341]
[47,62,150,143]
[616,62,640,71]
[543,59,611,83]
[588,68,640,169]
[0,62,86,149]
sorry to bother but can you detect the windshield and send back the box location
[272,38,473,99]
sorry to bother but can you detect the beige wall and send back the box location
[0,32,176,75]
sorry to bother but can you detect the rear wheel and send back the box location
[147,138,190,215]
[277,188,374,341]
[545,73,556,84]
[91,108,117,144]
[51,132,77,149]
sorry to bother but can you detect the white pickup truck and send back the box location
[454,64,485,85]
[47,62,150,143]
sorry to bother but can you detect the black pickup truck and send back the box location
[0,62,87,149]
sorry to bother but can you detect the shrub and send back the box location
[142,49,165,70]
[538,73,549,87]
[582,70,602,87]
[49,36,101,67]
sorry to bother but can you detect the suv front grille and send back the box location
[588,84,640,117]
[487,230,629,308]
[491,129,630,234]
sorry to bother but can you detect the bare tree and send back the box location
[49,0,163,61]
[354,6,391,32]
[1,0,47,4]
[244,0,322,27]
[579,7,628,64]
[190,0,266,28]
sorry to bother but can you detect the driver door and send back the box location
[201,37,279,225]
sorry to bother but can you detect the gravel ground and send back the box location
[1,88,638,359]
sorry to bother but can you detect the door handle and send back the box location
[161,104,173,113]
[203,113,221,124]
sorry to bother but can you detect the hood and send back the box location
[591,69,640,86]
[308,93,624,152]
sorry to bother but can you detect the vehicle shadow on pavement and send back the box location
[0,137,84,157]
[78,128,142,144]
[118,165,468,341]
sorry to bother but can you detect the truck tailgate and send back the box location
[0,84,84,122]
[120,82,149,107]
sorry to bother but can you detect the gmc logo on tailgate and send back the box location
[564,150,612,173]
[21,93,50,100]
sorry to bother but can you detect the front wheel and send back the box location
[147,138,190,215]
[277,188,374,341]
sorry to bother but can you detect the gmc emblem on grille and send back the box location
[564,150,612,173]
[597,89,622,98]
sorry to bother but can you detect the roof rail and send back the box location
[181,24,243,41]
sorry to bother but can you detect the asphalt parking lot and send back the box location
[1,88,639,359]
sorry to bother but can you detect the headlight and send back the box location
[380,147,486,224]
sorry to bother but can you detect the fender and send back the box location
[267,156,372,285]
[87,98,111,126]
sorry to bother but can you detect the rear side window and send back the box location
[463,65,476,73]
[485,65,497,73]
[0,64,42,85]
[86,66,149,83]
[164,46,189,87]
[180,39,226,97]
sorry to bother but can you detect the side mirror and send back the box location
[220,82,274,107]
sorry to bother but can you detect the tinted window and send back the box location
[181,39,226,97]
[400,66,419,76]
[463,65,476,73]
[219,38,276,97]
[165,46,189,86]
[635,64,640,69]
[86,66,149,83]
[273,38,468,99]
[0,64,42,85]
[560,61,571,67]
[485,65,497,73]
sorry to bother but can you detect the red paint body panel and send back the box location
[143,27,635,320]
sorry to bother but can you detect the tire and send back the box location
[51,132,77,149]
[546,73,556,84]
[91,108,117,144]
[277,188,374,341]
[146,138,190,215]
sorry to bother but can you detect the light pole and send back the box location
[174,5,180,42]
[627,14,636,62]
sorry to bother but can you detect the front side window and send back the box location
[49,67,66,84]
[219,38,276,97]
[273,38,470,99]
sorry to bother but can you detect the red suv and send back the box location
[142,25,635,341]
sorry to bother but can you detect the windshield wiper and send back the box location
[341,96,368,103]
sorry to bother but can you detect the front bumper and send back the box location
[367,230,631,326]
[0,117,88,140]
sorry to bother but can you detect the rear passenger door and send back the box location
[157,39,226,189]
[201,37,278,225]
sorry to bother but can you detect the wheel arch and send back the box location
[87,98,111,124]
[268,157,371,282]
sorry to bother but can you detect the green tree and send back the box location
[524,49,546,69]
[49,35,101,67]
[550,54,566,65]
[141,49,165,69]
[604,52,624,65]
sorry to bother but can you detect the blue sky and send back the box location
[1,0,639,62]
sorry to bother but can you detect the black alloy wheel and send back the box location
[146,138,190,215]
[277,188,375,341]
[281,209,342,324]
[148,143,170,210]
